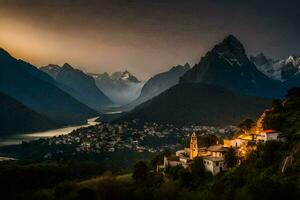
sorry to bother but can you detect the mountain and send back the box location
[0,92,58,135]
[251,54,300,81]
[115,83,271,126]
[39,64,61,78]
[180,35,282,98]
[123,63,190,110]
[110,70,140,83]
[281,56,300,81]
[40,63,112,111]
[0,48,98,125]
[91,71,144,105]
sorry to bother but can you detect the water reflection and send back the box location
[0,117,99,146]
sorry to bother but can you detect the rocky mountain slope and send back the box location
[40,63,112,111]
[180,35,282,98]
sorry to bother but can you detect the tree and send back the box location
[133,161,149,182]
[178,168,192,187]
[166,165,185,180]
[191,157,205,177]
[224,147,238,167]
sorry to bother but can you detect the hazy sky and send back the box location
[0,0,299,80]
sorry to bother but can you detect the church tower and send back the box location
[190,132,198,159]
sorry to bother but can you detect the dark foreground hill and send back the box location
[0,92,57,135]
[115,83,271,126]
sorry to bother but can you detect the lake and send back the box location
[0,117,99,146]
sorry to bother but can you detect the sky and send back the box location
[0,0,299,80]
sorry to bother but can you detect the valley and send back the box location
[0,3,300,198]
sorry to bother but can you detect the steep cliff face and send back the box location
[180,35,282,98]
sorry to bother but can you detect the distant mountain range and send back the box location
[0,48,98,127]
[90,71,143,105]
[122,63,190,111]
[251,53,300,93]
[0,92,57,135]
[251,53,300,81]
[115,83,271,126]
[40,63,112,111]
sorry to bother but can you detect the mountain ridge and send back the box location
[0,48,98,125]
[251,53,300,82]
[40,63,112,111]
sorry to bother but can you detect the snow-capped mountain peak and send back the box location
[286,56,300,67]
[90,70,143,105]
[120,71,131,80]
[252,54,300,81]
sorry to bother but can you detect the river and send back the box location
[0,117,100,147]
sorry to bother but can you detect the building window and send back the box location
[216,162,219,166]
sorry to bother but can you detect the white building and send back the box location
[203,156,227,175]
[256,130,279,142]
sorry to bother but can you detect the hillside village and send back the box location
[161,109,286,175]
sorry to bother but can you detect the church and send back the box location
[160,132,229,175]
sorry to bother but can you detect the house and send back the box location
[203,156,227,175]
[163,156,190,169]
[256,130,279,142]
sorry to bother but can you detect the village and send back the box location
[21,121,236,159]
[160,110,286,175]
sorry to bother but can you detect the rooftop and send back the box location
[262,129,277,133]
